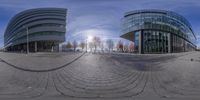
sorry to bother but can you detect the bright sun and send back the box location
[87,35,93,42]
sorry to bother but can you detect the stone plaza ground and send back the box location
[0,51,200,100]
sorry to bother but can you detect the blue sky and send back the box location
[0,0,200,48]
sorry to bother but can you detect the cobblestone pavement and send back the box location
[0,52,200,100]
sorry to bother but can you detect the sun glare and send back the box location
[87,35,93,42]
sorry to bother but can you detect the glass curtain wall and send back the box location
[134,31,140,53]
[122,10,196,53]
[171,34,184,52]
[143,30,169,53]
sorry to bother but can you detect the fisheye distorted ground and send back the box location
[0,51,200,100]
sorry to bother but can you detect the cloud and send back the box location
[0,0,200,47]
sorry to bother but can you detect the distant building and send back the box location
[121,9,197,54]
[4,8,67,52]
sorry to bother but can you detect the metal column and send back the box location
[139,30,143,54]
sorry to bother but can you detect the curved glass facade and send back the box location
[121,9,196,53]
[4,8,67,52]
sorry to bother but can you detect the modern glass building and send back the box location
[4,8,67,52]
[121,9,197,54]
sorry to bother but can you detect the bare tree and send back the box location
[72,40,78,52]
[66,41,72,49]
[89,42,94,52]
[93,36,101,53]
[106,39,114,52]
[117,40,123,52]
[79,41,86,51]
[100,42,104,53]
[129,42,134,53]
[123,43,129,53]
